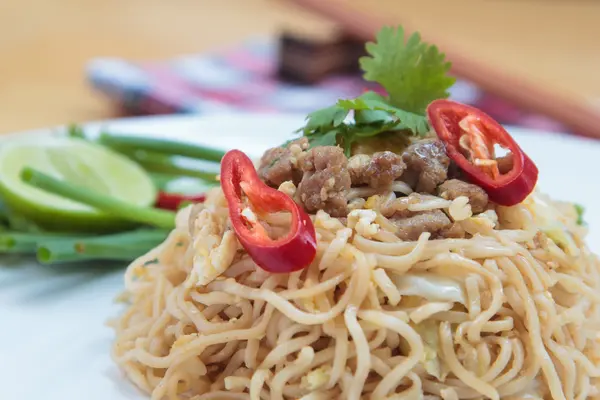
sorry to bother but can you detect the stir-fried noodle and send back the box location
[112,188,600,400]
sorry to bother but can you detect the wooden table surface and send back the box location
[344,0,600,102]
[0,0,329,134]
[2,0,598,134]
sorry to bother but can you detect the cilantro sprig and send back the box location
[297,25,454,155]
[361,26,455,114]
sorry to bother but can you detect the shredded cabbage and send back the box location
[391,273,459,380]
[391,272,466,305]
[523,192,578,255]
[399,320,448,380]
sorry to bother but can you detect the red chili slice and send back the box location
[427,99,538,206]
[155,192,206,210]
[220,150,317,273]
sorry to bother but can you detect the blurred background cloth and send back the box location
[87,39,569,133]
[1,0,599,133]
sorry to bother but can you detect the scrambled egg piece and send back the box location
[448,196,472,221]
[301,366,331,391]
[131,264,149,280]
[364,195,382,210]
[461,209,498,236]
[191,209,239,286]
[278,180,297,198]
[347,209,379,237]
[314,210,345,231]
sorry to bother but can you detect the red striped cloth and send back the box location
[87,39,569,134]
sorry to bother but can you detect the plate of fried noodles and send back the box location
[3,26,600,400]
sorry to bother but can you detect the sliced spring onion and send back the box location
[20,168,176,230]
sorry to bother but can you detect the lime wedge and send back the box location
[0,136,157,232]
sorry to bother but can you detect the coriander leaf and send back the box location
[352,121,405,138]
[354,109,393,125]
[304,105,349,133]
[352,90,388,102]
[337,92,429,136]
[359,26,455,114]
[341,135,356,157]
[352,93,395,126]
[308,130,339,148]
[337,90,390,107]
[574,203,585,226]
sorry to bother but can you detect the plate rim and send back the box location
[5,112,600,152]
[2,111,600,399]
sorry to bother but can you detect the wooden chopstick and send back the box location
[283,0,600,139]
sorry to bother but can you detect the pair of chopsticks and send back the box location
[283,0,600,140]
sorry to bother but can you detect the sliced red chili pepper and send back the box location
[156,192,206,210]
[427,99,538,206]
[220,150,317,273]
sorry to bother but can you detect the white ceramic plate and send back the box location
[1,114,600,400]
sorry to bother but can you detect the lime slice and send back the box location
[0,136,157,232]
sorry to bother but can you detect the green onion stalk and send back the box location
[37,229,168,264]
[115,149,219,182]
[20,168,176,230]
[98,133,227,163]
